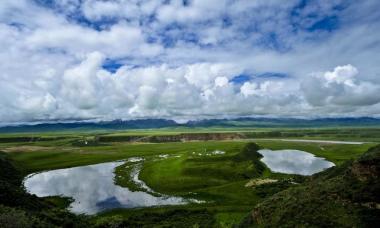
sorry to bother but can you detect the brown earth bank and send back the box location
[98,132,246,143]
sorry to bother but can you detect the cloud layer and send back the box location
[1,0,380,124]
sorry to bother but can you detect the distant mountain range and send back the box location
[1,117,380,133]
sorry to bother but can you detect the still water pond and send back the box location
[258,149,335,175]
[24,161,188,214]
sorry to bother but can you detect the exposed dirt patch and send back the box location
[98,132,246,143]
[2,146,52,153]
[245,178,278,187]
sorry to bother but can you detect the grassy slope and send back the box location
[240,145,380,227]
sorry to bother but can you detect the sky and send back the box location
[1,0,380,125]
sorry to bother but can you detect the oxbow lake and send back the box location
[23,161,191,215]
[258,149,335,175]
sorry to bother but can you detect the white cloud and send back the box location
[0,0,380,124]
[301,65,380,107]
[156,0,228,24]
[61,52,105,110]
[82,0,126,21]
[25,22,162,58]
[240,82,259,97]
[214,77,229,87]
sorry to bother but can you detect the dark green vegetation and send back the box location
[0,128,379,227]
[240,145,380,227]
[0,152,89,227]
[94,209,215,227]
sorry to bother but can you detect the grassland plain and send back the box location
[0,128,379,227]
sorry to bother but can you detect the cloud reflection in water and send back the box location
[24,161,187,214]
[258,149,335,175]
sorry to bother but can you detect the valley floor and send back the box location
[0,127,379,227]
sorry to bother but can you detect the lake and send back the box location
[23,161,189,214]
[258,149,335,175]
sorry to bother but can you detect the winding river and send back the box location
[24,161,189,214]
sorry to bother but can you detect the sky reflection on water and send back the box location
[24,161,187,214]
[258,149,335,175]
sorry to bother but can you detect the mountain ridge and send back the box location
[1,117,380,133]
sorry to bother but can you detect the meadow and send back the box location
[0,127,378,227]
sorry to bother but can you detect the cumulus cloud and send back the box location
[0,0,380,124]
[61,52,105,110]
[301,65,380,107]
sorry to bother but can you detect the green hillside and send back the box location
[240,145,380,227]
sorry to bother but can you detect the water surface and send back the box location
[24,161,188,214]
[258,149,335,175]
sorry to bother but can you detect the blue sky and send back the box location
[0,0,380,124]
